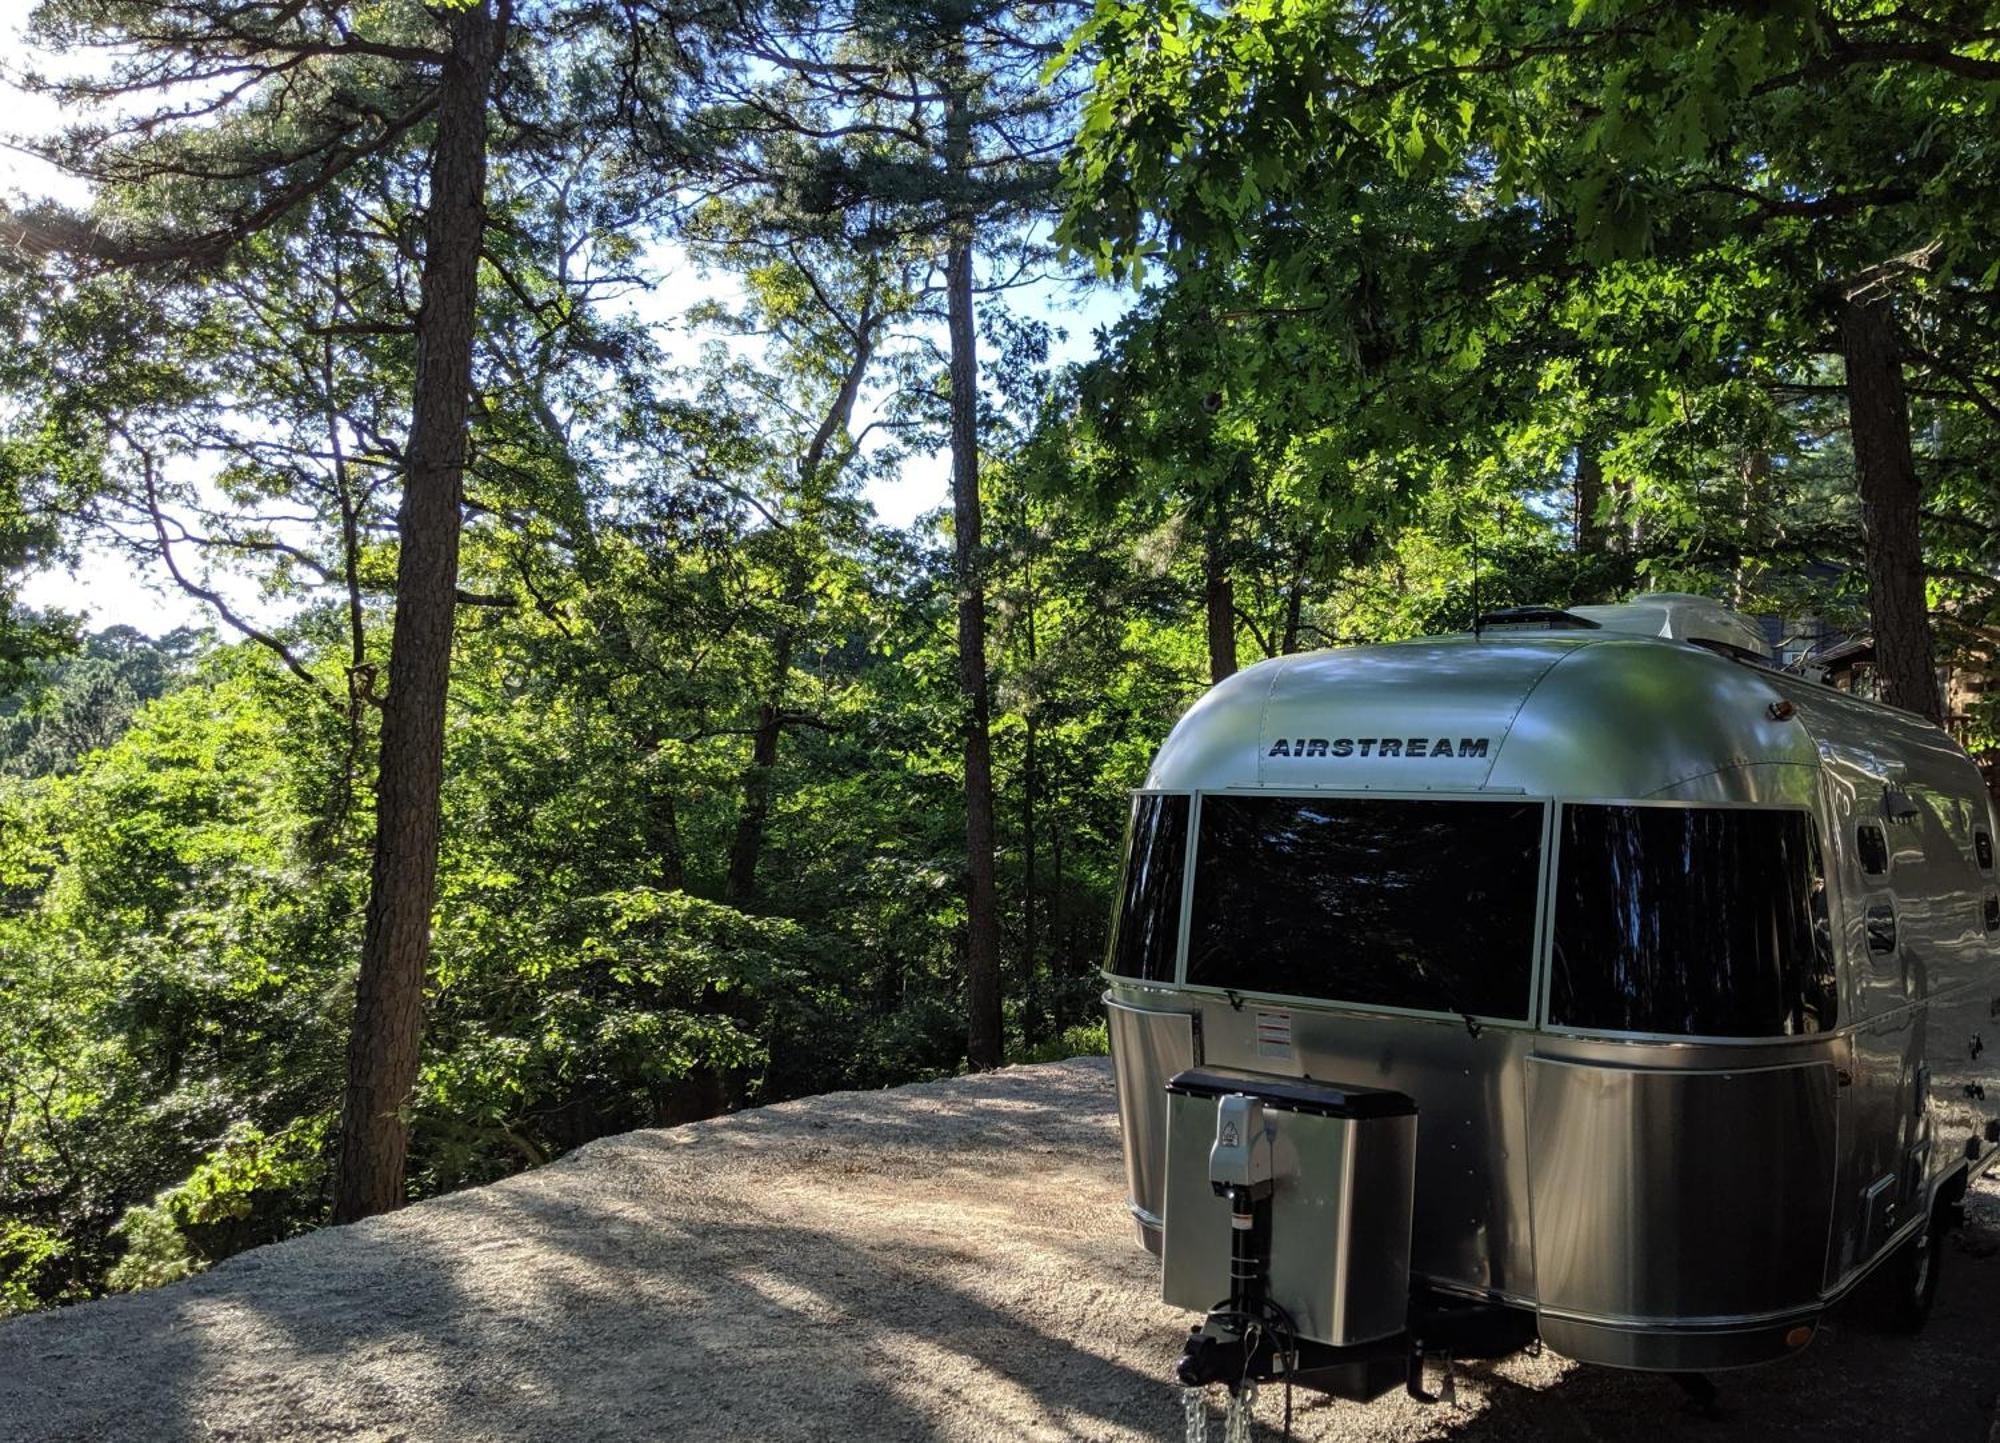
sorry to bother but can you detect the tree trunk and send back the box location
[1839,293,1941,723]
[333,2,499,1224]
[1020,570,1040,1048]
[1731,450,1769,609]
[801,304,875,489]
[1279,538,1306,655]
[1607,470,1635,556]
[1204,522,1236,683]
[724,630,792,906]
[646,764,686,892]
[945,67,1003,1072]
[717,295,877,907]
[1574,447,1604,553]
[1049,819,1063,991]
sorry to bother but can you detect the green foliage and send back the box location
[0,626,202,777]
[2,0,1995,1324]
[0,1220,72,1316]
[104,1119,329,1293]
[103,1207,198,1294]
[1063,0,2000,693]
[0,462,75,693]
[1013,1021,1109,1067]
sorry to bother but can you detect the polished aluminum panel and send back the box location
[1252,642,1578,792]
[1145,631,1821,803]
[1161,1085,1416,1345]
[1105,993,1199,1243]
[1827,1020,1923,1286]
[1493,638,1819,800]
[1192,998,1539,1298]
[1526,1057,1838,1322]
[1143,637,1589,794]
[1535,1313,1819,1373]
[1778,671,2000,1266]
[1112,604,2000,1368]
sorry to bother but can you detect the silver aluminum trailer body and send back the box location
[1106,597,2000,1372]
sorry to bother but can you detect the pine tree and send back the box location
[693,0,1089,1066]
[8,0,513,1219]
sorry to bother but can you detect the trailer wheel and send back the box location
[1880,1206,1945,1334]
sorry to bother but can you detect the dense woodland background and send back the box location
[1,0,1998,1311]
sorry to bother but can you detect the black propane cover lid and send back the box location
[1166,1067,1416,1121]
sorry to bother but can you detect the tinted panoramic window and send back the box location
[1551,806,1836,1037]
[1186,796,1544,1019]
[1106,794,1190,981]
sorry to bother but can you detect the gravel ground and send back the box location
[1,1057,1997,1443]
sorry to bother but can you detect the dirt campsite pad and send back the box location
[3,1057,1999,1442]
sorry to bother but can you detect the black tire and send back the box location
[1879,1207,1945,1334]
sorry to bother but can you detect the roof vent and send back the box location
[1564,593,1775,660]
[1474,606,1603,633]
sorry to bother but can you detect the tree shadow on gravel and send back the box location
[405,1178,1182,1442]
[3,1060,1995,1443]
[0,1117,1167,1439]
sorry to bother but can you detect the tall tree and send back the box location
[334,0,507,1223]
[697,0,1088,1066]
[1839,280,1939,719]
[677,219,915,907]
[1064,0,2000,721]
[8,0,517,1217]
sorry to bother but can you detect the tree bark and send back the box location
[646,763,686,892]
[724,631,792,906]
[1279,536,1306,655]
[1020,565,1040,1048]
[1049,820,1064,990]
[721,298,877,906]
[1574,447,1605,553]
[1607,470,1635,556]
[1839,293,1941,723]
[333,1,500,1224]
[801,302,875,488]
[945,64,1004,1072]
[1731,450,1769,609]
[1204,522,1237,683]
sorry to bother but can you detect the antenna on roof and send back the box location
[1468,511,1482,638]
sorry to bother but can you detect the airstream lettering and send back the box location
[1265,736,1491,758]
[1104,595,2000,1419]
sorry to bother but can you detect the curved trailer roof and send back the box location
[1146,599,1975,806]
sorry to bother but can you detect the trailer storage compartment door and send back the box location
[1526,1057,1837,1342]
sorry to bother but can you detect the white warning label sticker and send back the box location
[1254,1010,1293,1060]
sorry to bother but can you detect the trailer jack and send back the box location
[1405,1343,1457,1405]
[1178,1319,1473,1428]
[1169,1085,1529,1425]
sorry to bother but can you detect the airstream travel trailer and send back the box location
[1103,595,2000,1416]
